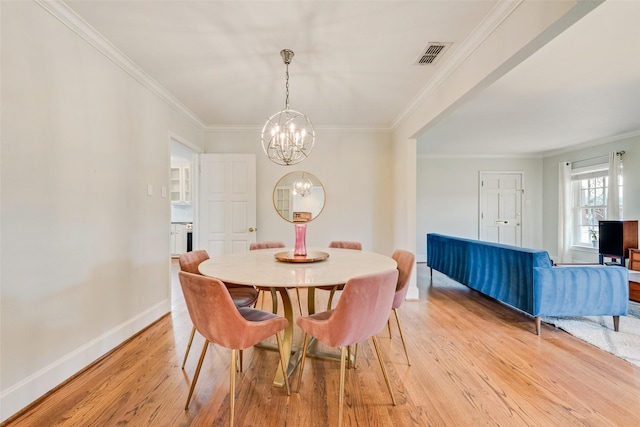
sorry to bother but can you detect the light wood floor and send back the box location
[4,261,640,426]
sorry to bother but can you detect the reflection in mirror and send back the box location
[273,171,325,223]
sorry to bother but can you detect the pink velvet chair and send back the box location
[178,271,290,426]
[296,269,399,427]
[249,241,303,315]
[178,250,259,370]
[318,241,363,309]
[353,249,416,368]
[249,241,287,251]
[328,240,362,250]
[388,249,415,365]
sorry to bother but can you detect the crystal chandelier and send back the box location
[292,172,313,197]
[261,49,315,166]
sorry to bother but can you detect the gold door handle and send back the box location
[249,227,257,232]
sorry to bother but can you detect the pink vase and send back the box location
[294,224,307,256]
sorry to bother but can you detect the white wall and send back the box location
[0,2,204,420]
[204,129,395,254]
[542,135,640,262]
[416,156,544,262]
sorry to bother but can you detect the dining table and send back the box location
[198,247,397,386]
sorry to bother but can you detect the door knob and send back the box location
[249,227,256,232]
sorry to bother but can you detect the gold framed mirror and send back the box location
[272,171,325,223]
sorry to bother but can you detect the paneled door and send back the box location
[198,154,256,256]
[479,172,523,246]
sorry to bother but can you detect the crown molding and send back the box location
[391,0,523,130]
[541,130,640,158]
[418,152,542,160]
[35,0,207,130]
[204,124,391,134]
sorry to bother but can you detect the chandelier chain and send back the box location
[285,63,290,111]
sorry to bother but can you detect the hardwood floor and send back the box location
[4,261,640,426]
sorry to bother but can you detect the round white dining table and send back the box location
[198,247,397,386]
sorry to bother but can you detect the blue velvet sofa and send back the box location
[426,233,629,335]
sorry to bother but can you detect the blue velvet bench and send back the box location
[426,233,629,335]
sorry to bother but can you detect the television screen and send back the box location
[598,221,623,257]
[598,220,639,260]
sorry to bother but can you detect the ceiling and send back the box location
[418,0,640,156]
[63,0,640,157]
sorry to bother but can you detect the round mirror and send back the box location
[273,171,325,223]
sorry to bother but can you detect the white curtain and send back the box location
[607,151,621,220]
[558,162,573,263]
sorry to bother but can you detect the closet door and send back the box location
[479,172,523,246]
[198,154,256,256]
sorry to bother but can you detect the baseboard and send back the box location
[0,300,170,423]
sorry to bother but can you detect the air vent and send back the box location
[416,42,452,65]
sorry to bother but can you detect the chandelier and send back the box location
[261,49,315,166]
[292,172,314,197]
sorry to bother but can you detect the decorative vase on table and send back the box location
[294,224,307,256]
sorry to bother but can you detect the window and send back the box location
[571,162,623,246]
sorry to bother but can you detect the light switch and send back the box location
[147,184,153,196]
[161,186,167,198]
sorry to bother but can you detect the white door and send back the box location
[198,154,256,256]
[479,172,523,246]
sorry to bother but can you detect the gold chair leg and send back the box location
[387,318,392,338]
[296,333,310,392]
[185,340,209,410]
[393,308,410,365]
[182,326,196,369]
[229,349,236,427]
[275,332,291,396]
[338,346,347,427]
[238,349,243,372]
[295,288,303,315]
[353,343,358,369]
[326,286,337,310]
[258,289,264,309]
[307,287,316,315]
[371,336,396,406]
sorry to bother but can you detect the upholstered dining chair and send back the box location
[328,241,362,250]
[178,271,290,426]
[388,249,415,365]
[352,249,416,369]
[249,241,303,315]
[178,250,259,370]
[296,269,399,427]
[249,241,287,251]
[317,241,363,310]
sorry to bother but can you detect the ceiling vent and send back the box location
[416,42,452,65]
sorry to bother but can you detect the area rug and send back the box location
[543,302,640,367]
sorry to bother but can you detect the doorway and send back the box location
[169,137,199,256]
